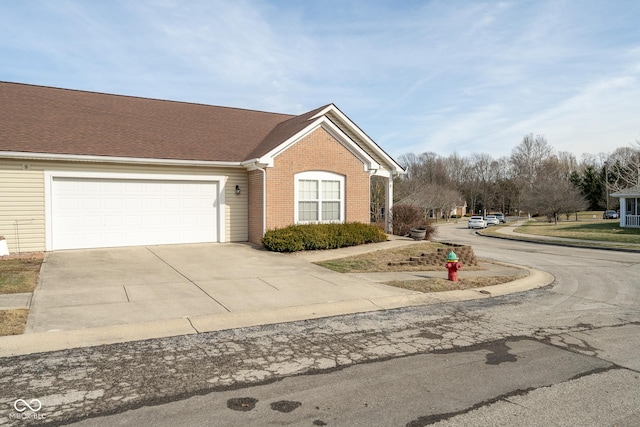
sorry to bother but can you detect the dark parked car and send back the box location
[603,210,618,219]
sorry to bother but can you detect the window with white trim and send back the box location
[295,172,345,223]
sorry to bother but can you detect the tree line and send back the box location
[372,134,640,223]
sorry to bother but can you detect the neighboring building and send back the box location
[0,82,404,253]
[397,185,465,221]
[611,185,640,228]
[450,202,467,218]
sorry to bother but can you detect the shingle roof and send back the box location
[611,184,640,196]
[0,81,317,163]
[245,104,330,160]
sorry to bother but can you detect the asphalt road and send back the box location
[2,223,639,426]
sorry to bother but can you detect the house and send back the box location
[396,184,465,220]
[450,202,467,218]
[610,185,640,228]
[0,82,404,252]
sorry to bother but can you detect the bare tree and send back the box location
[393,135,638,222]
[467,153,495,215]
[444,152,470,188]
[510,134,553,188]
[557,151,579,175]
[370,176,386,222]
[606,146,640,192]
[397,153,422,181]
[436,187,465,220]
[521,157,588,223]
[509,134,554,216]
[397,182,463,221]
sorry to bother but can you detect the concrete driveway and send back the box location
[27,243,417,333]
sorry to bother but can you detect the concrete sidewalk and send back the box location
[0,292,31,310]
[0,237,553,357]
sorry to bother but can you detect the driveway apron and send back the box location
[26,243,415,332]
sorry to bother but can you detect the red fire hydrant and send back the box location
[445,250,462,282]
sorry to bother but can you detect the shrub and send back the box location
[389,203,438,240]
[262,222,388,252]
[390,203,424,236]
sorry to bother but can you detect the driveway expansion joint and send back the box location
[144,246,232,312]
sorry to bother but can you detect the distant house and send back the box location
[0,82,404,252]
[610,185,640,228]
[450,202,468,218]
[397,185,465,220]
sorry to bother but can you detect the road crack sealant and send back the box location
[1,290,638,426]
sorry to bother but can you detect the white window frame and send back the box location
[294,171,345,224]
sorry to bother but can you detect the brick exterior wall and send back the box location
[249,126,369,243]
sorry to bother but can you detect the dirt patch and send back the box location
[384,276,523,292]
[0,309,29,336]
[0,252,45,260]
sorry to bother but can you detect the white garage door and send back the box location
[51,177,219,250]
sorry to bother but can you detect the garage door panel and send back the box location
[51,177,219,250]
[124,199,142,210]
[82,198,101,210]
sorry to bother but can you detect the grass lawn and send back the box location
[0,258,43,294]
[573,210,609,221]
[514,220,640,244]
[0,309,29,335]
[0,257,43,336]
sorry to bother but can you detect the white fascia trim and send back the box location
[0,151,243,168]
[258,117,380,172]
[240,158,270,171]
[43,170,228,251]
[311,105,405,175]
[309,104,337,120]
[371,168,392,178]
[611,192,640,197]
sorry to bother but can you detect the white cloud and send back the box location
[2,0,640,161]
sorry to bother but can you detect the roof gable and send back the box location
[245,104,330,160]
[246,104,404,176]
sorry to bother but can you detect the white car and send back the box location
[484,215,500,226]
[467,216,486,229]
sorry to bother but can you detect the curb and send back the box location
[0,265,554,358]
[478,230,640,253]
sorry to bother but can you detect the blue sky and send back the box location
[2,0,639,160]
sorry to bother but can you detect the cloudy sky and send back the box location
[2,0,639,160]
